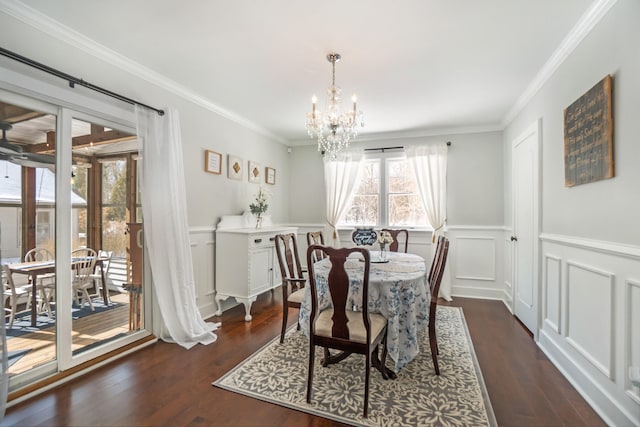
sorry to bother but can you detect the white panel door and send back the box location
[512,121,540,335]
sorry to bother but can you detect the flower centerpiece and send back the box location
[249,187,269,228]
[377,230,394,260]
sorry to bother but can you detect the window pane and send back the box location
[356,161,380,194]
[101,159,127,257]
[338,160,380,226]
[101,207,127,257]
[102,159,127,202]
[387,159,427,227]
[389,194,428,226]
[388,160,418,193]
[342,195,379,226]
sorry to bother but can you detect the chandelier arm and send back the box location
[306,52,362,158]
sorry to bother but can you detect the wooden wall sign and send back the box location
[563,74,614,187]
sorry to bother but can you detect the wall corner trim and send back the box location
[501,0,618,126]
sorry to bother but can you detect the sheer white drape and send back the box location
[0,260,7,419]
[406,143,451,300]
[135,106,219,349]
[323,149,365,247]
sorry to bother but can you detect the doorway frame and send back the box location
[510,118,542,340]
[0,67,153,391]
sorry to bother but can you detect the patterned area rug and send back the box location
[214,306,497,427]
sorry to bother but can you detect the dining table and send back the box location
[8,255,110,327]
[298,251,429,373]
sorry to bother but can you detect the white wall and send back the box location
[288,131,506,300]
[289,131,504,227]
[503,2,640,425]
[0,10,290,229]
[0,10,292,317]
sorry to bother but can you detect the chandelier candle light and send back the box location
[306,52,364,158]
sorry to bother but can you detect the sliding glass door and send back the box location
[1,90,149,391]
[0,95,58,386]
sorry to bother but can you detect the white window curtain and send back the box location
[406,143,451,300]
[0,272,7,419]
[323,149,365,247]
[135,106,219,349]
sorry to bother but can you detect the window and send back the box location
[341,160,380,226]
[100,158,128,257]
[387,158,428,226]
[340,154,428,227]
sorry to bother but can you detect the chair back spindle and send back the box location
[274,233,306,343]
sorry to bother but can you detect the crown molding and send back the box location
[502,0,618,126]
[287,123,504,146]
[0,0,286,144]
[1,0,616,144]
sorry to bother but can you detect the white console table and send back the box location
[215,213,297,321]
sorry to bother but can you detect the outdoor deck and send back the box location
[7,291,131,376]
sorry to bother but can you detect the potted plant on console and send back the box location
[249,187,269,229]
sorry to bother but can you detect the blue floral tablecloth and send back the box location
[298,251,429,372]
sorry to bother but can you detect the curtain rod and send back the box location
[0,47,164,116]
[364,141,451,153]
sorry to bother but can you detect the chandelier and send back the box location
[305,52,364,158]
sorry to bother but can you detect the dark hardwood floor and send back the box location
[2,292,605,426]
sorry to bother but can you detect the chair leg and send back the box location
[364,352,371,418]
[8,295,16,328]
[82,289,95,311]
[322,347,330,367]
[280,303,288,343]
[381,335,389,378]
[306,340,315,404]
[429,321,440,375]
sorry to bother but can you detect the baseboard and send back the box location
[451,286,504,300]
[538,329,638,427]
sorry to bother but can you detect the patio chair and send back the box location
[72,248,97,311]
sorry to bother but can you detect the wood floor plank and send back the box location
[3,293,605,426]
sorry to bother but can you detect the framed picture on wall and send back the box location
[248,161,261,183]
[205,150,222,174]
[228,155,243,180]
[265,167,276,185]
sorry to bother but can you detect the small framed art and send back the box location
[228,155,243,180]
[205,150,222,174]
[248,161,261,183]
[265,167,276,185]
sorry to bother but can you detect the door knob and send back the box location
[510,236,518,242]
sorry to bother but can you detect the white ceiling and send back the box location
[16,0,595,144]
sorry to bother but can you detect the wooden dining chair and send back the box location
[306,230,326,263]
[428,235,446,283]
[427,236,449,375]
[274,233,307,343]
[306,245,388,418]
[381,229,409,253]
[72,248,97,311]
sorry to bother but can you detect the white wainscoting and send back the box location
[543,254,562,334]
[538,233,640,427]
[291,225,507,301]
[503,229,514,312]
[448,226,506,300]
[189,227,217,320]
[292,224,435,270]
